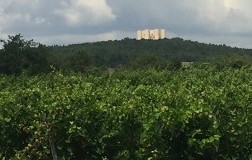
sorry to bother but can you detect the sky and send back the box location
[0,0,252,48]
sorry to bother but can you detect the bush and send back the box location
[1,68,252,159]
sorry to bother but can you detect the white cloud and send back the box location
[190,0,252,33]
[0,0,48,32]
[1,0,252,48]
[54,0,116,26]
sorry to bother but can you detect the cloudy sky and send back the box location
[0,0,252,48]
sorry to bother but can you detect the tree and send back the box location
[24,44,50,74]
[0,34,50,75]
[128,52,169,69]
[68,50,92,72]
[210,53,252,69]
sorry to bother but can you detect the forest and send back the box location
[1,34,252,75]
[1,34,252,159]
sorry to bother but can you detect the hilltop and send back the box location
[1,35,252,75]
[48,37,252,69]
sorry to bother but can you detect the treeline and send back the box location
[1,34,252,75]
[0,34,50,75]
[49,37,252,70]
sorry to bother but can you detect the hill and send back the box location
[48,38,252,70]
[1,35,252,75]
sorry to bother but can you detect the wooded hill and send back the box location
[49,37,252,70]
[1,35,252,75]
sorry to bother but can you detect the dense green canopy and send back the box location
[1,35,252,74]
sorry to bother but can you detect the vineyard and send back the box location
[1,68,252,159]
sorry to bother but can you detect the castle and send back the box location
[137,29,166,40]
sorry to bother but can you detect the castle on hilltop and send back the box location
[137,29,166,40]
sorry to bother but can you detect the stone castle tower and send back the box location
[137,29,166,40]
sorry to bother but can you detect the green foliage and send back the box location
[1,68,252,159]
[67,50,92,72]
[209,53,252,69]
[48,38,252,71]
[128,52,169,69]
[0,34,50,75]
[2,35,252,74]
